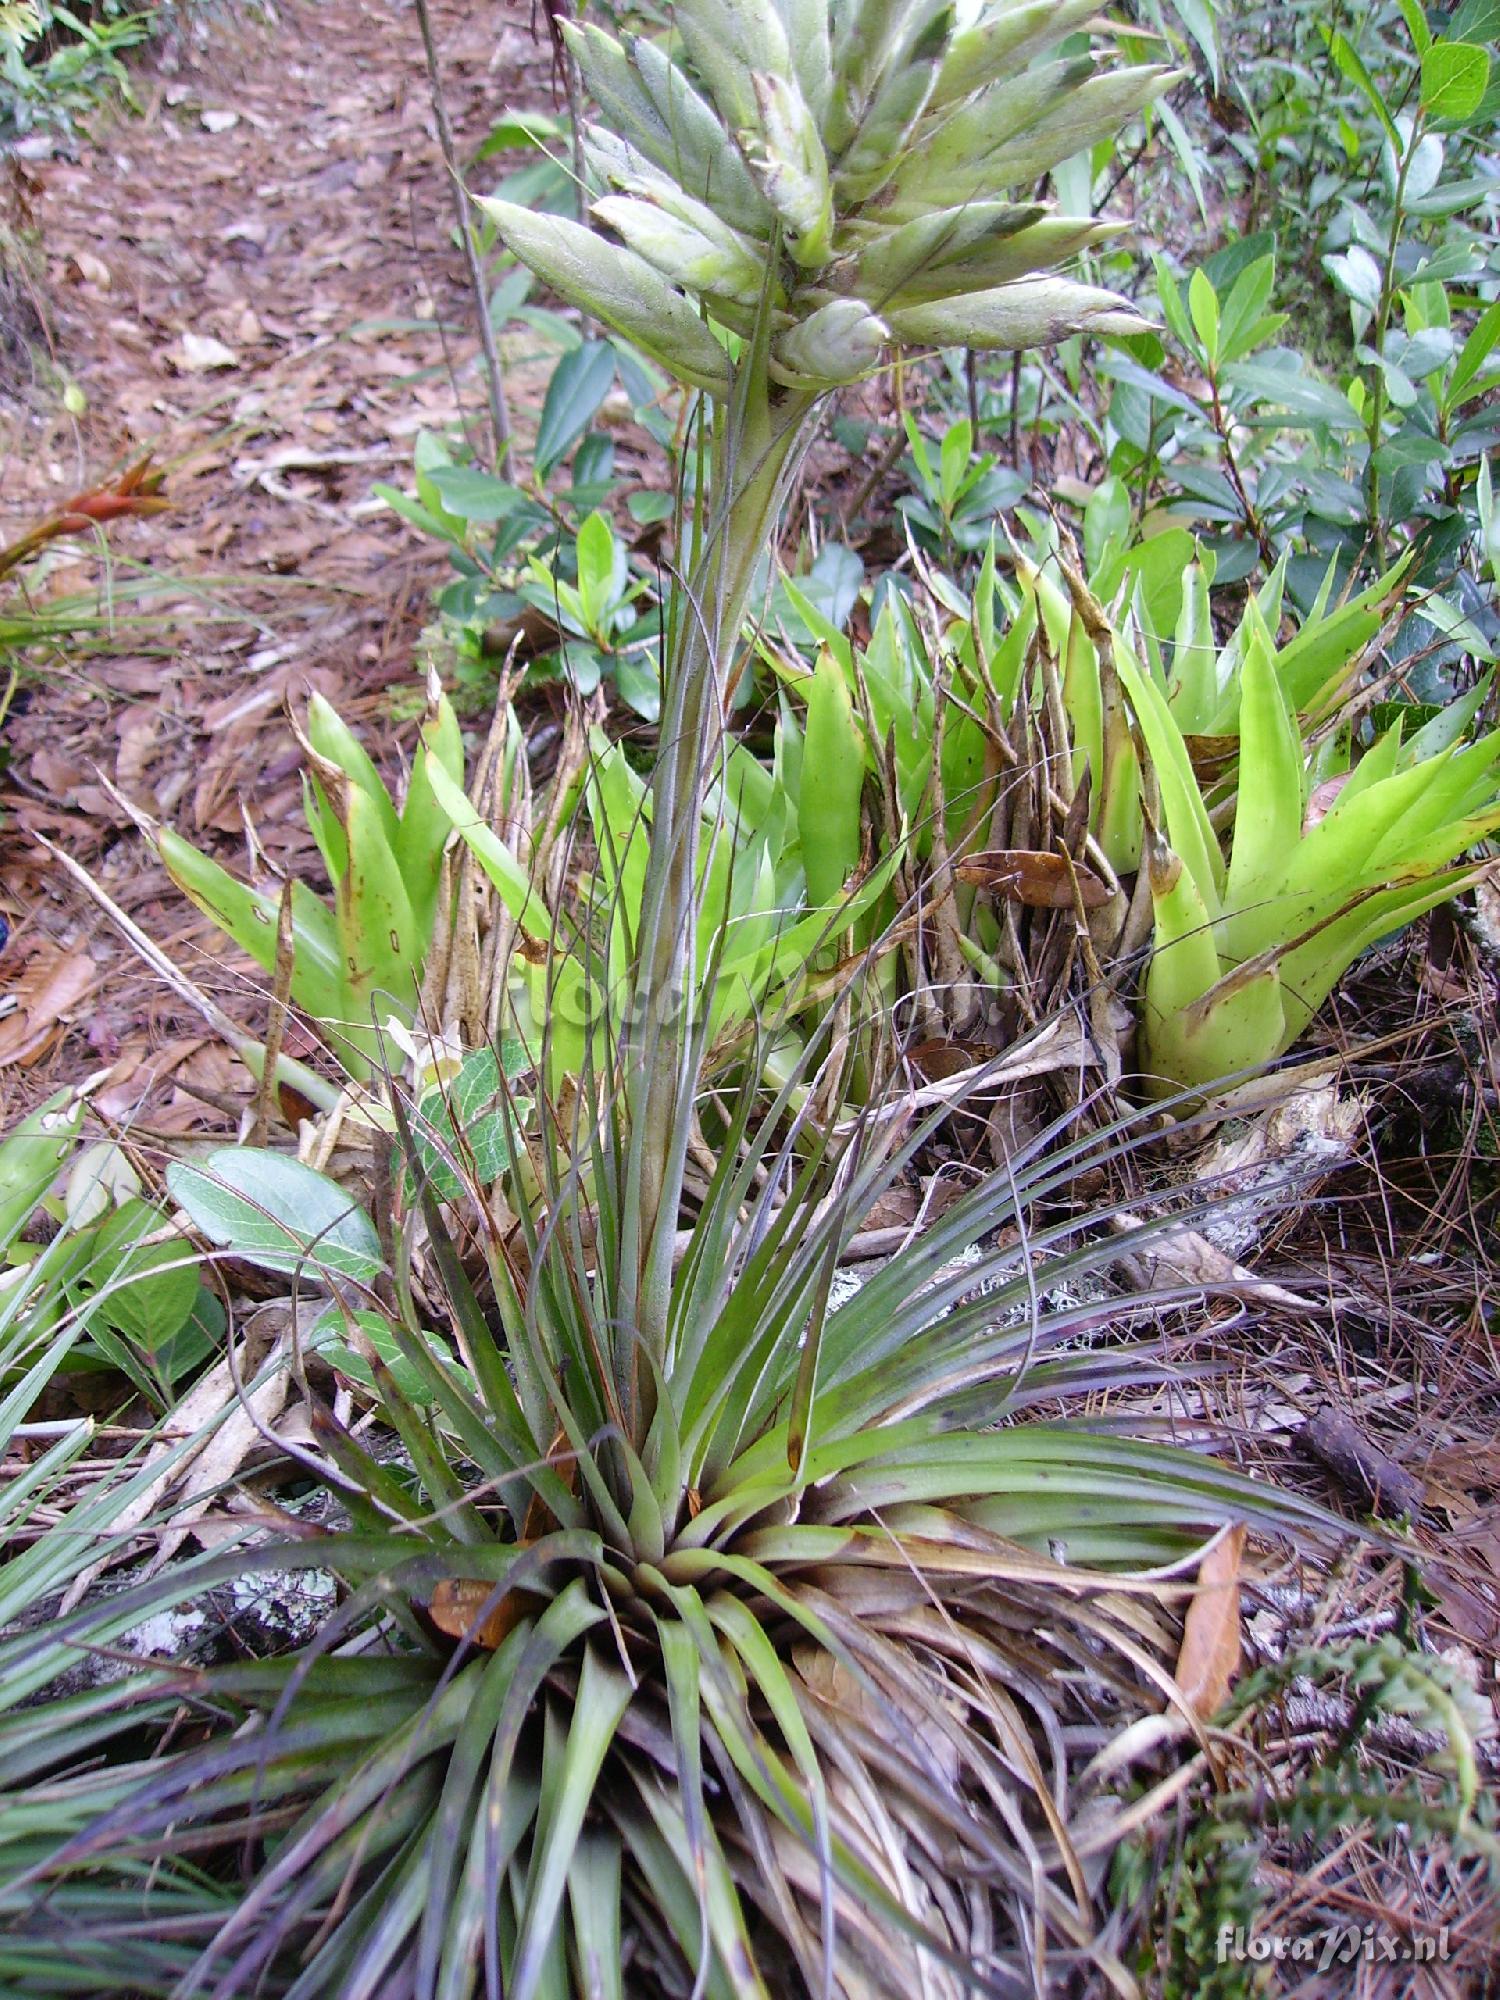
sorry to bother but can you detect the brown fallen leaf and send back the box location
[63,248,112,289]
[28,750,90,797]
[173,332,239,373]
[1181,733,1240,784]
[0,946,97,1067]
[1175,1524,1246,1721]
[428,1570,543,1652]
[906,1038,987,1081]
[953,848,1110,909]
[1303,772,1353,833]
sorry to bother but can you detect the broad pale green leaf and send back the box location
[1420,39,1491,122]
[1220,358,1364,430]
[1449,0,1500,37]
[1324,245,1382,315]
[334,783,424,1049]
[309,1307,453,1404]
[1225,611,1305,914]
[1369,431,1451,474]
[74,1200,201,1358]
[0,1090,86,1246]
[427,467,532,523]
[406,1048,531,1200]
[574,510,618,635]
[1187,267,1219,363]
[797,544,864,631]
[167,1148,384,1284]
[305,694,400,854]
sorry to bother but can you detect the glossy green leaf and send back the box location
[534,341,618,478]
[1324,27,1401,144]
[1420,39,1491,121]
[156,828,345,1025]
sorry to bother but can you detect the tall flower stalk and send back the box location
[480,0,1172,1448]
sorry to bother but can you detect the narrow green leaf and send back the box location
[396,686,465,946]
[535,342,617,478]
[510,1648,633,2000]
[1446,299,1500,409]
[1397,0,1432,51]
[567,1832,624,2000]
[1324,28,1401,144]
[423,750,557,945]
[305,693,402,853]
[156,828,345,1024]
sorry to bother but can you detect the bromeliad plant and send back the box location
[946,527,1499,1093]
[767,503,1500,1100]
[145,679,470,1080]
[6,5,1348,1994]
[0,1098,304,1999]
[143,668,892,1110]
[7,1027,1350,1996]
[1136,599,1500,1094]
[1019,524,1417,876]
[475,0,1172,1384]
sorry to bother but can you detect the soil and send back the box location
[0,0,560,1136]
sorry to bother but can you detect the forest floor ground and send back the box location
[0,0,554,1133]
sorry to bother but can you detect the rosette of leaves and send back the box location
[1137,600,1500,1094]
[148,679,467,1080]
[3,1023,1348,1997]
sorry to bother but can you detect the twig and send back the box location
[1300,1408,1425,1519]
[413,0,515,477]
[251,881,297,1146]
[839,425,906,535]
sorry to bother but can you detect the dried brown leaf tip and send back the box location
[1174,1523,1246,1722]
[428,1572,541,1652]
[954,849,1111,909]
